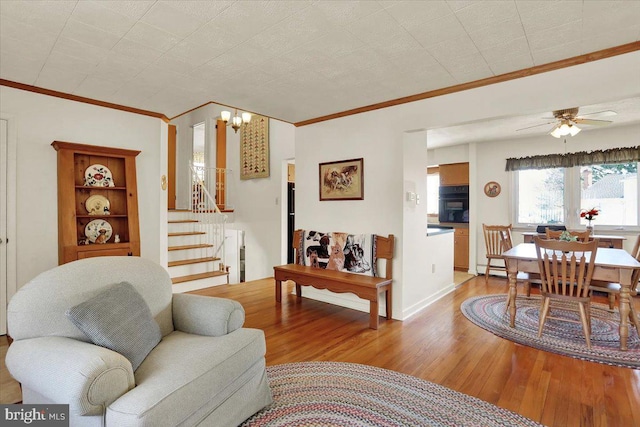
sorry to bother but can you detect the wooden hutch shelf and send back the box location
[52,141,141,265]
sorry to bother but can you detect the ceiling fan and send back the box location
[517,107,617,138]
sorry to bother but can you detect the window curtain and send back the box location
[505,146,640,171]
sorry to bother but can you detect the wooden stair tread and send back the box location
[168,219,199,224]
[168,231,206,237]
[168,257,220,267]
[168,244,213,251]
[172,271,227,284]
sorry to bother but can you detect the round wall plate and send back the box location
[484,181,501,197]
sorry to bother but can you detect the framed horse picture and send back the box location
[319,158,364,201]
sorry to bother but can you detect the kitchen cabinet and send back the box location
[454,228,469,271]
[52,141,141,265]
[439,162,469,186]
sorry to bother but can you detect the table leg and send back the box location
[617,269,633,351]
[507,267,518,328]
[295,283,302,298]
[275,278,282,302]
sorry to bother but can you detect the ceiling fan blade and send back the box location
[516,121,556,131]
[579,109,617,118]
[573,118,613,126]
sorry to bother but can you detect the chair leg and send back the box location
[538,297,550,337]
[578,302,592,349]
[525,281,531,297]
[485,263,490,284]
[608,293,615,311]
[629,300,639,331]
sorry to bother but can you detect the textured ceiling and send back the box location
[1,0,640,128]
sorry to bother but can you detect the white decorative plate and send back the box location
[85,194,110,216]
[84,164,115,187]
[84,219,113,244]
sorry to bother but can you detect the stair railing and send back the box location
[190,163,227,269]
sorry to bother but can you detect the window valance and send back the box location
[505,146,640,171]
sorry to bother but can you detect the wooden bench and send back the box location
[273,230,395,329]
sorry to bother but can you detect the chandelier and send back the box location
[221,109,251,133]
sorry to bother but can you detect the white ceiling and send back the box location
[1,1,640,138]
[427,96,640,148]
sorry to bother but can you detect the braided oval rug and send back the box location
[461,294,640,369]
[241,361,541,427]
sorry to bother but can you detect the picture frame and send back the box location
[484,181,501,198]
[319,158,364,201]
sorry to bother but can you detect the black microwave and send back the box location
[439,185,469,223]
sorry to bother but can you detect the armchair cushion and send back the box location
[66,282,161,371]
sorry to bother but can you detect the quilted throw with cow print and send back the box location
[296,230,377,277]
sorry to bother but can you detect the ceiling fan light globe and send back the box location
[550,127,563,138]
[559,123,571,135]
[569,125,581,136]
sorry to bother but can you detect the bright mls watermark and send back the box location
[1,405,69,426]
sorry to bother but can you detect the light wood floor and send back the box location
[2,276,639,427]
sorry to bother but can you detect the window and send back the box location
[426,171,439,216]
[514,162,638,229]
[517,168,564,224]
[580,163,637,226]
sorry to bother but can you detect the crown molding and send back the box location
[294,41,640,128]
[0,79,169,123]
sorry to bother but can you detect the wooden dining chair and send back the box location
[589,234,640,331]
[545,228,591,242]
[534,236,599,349]
[500,231,540,308]
[482,224,513,284]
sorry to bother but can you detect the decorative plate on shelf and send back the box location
[484,181,501,198]
[85,194,110,216]
[84,164,115,187]
[84,219,112,244]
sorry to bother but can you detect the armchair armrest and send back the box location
[172,293,245,336]
[5,336,134,416]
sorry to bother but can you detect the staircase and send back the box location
[168,210,229,292]
[168,164,230,292]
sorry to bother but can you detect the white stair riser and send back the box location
[168,234,211,247]
[168,262,218,278]
[168,247,215,262]
[172,275,228,293]
[167,211,193,221]
[168,222,199,233]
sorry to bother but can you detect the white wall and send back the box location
[403,131,455,318]
[0,86,166,288]
[295,50,640,319]
[171,104,296,281]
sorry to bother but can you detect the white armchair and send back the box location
[6,256,272,427]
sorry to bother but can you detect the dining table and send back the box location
[502,242,640,351]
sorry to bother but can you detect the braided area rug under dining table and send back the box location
[461,294,640,369]
[241,361,542,427]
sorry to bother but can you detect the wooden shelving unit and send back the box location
[52,141,141,265]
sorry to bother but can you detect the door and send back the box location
[287,182,295,263]
[0,119,7,334]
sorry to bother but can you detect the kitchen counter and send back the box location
[427,226,455,237]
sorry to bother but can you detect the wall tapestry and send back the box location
[319,158,364,201]
[240,114,269,180]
